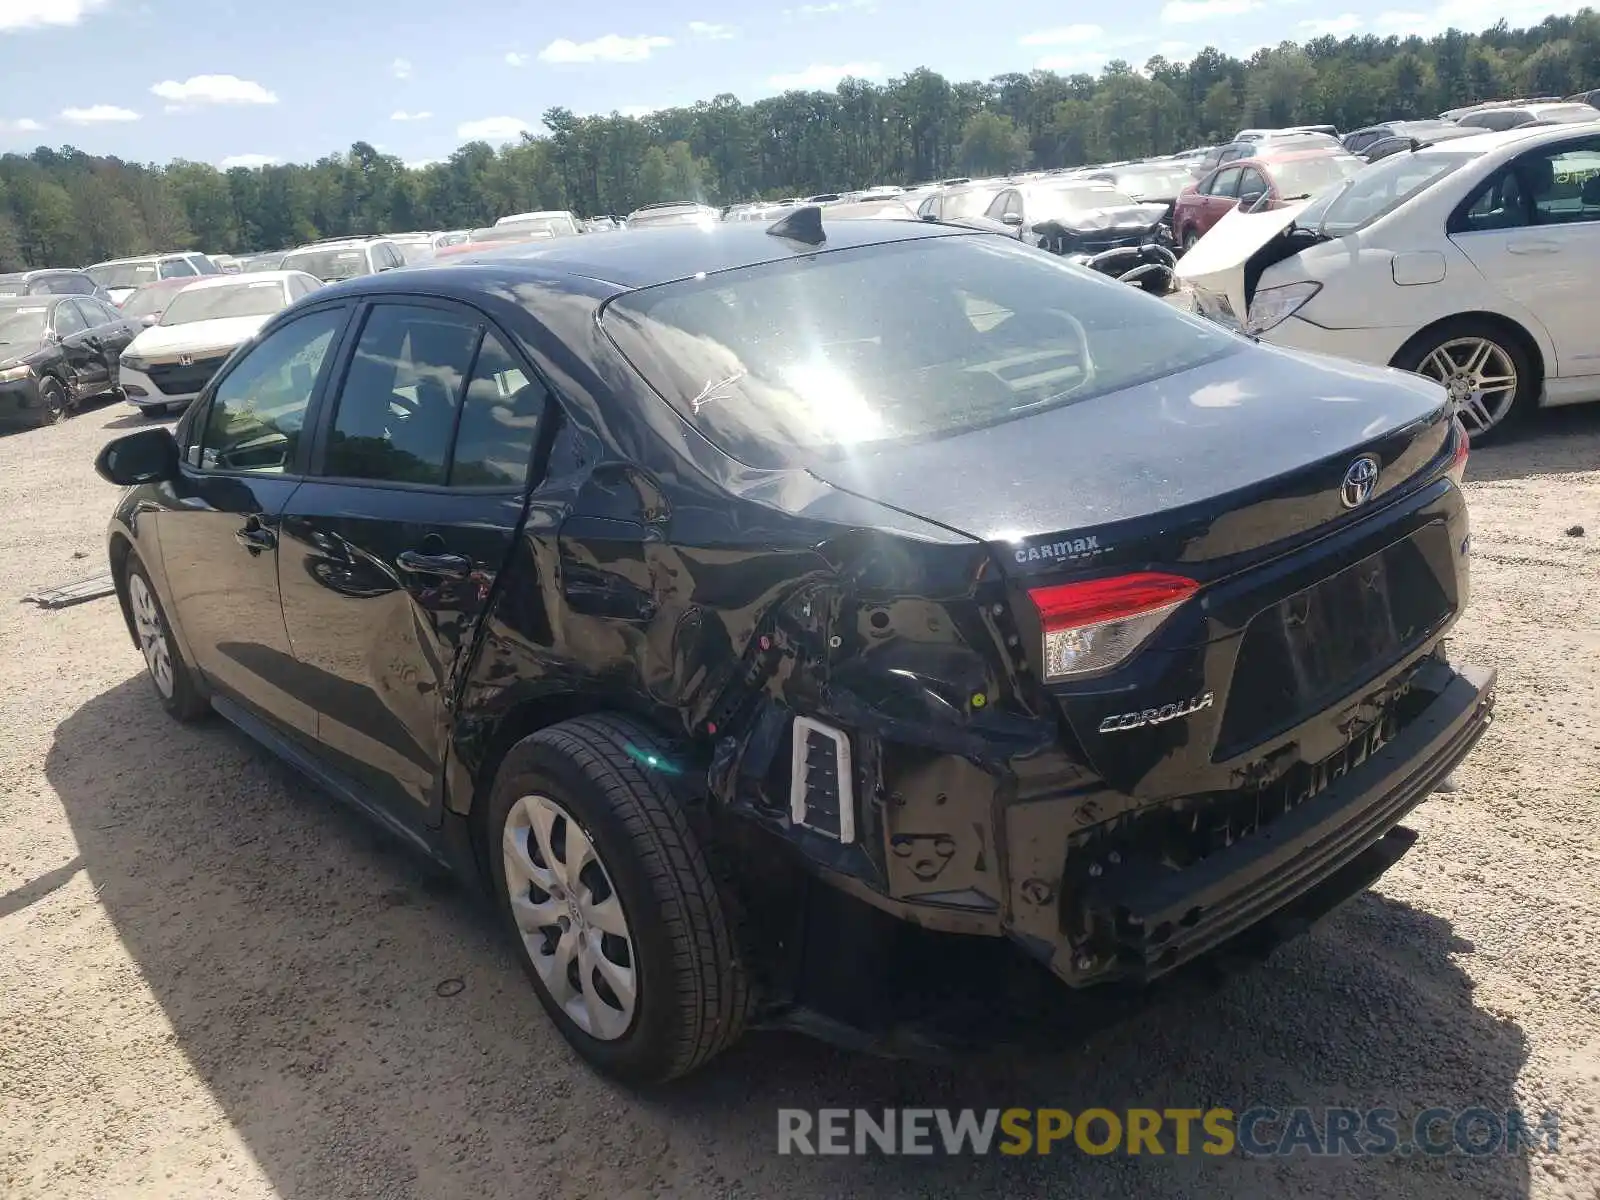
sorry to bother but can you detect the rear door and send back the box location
[1200,166,1243,234]
[276,298,546,831]
[1449,134,1600,378]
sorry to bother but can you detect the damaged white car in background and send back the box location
[1177,122,1600,443]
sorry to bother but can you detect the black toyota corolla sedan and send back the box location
[95,213,1495,1083]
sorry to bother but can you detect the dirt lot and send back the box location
[1,396,1598,1200]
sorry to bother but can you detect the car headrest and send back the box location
[1521,155,1556,196]
[1582,173,1600,207]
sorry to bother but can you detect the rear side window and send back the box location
[450,332,544,487]
[194,307,344,473]
[52,301,85,336]
[603,234,1237,470]
[323,304,479,485]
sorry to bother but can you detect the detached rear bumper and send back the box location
[1066,660,1495,984]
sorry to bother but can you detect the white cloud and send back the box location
[1372,0,1588,35]
[405,158,443,170]
[1155,39,1193,56]
[1019,24,1104,46]
[391,57,412,80]
[391,109,432,121]
[619,104,659,118]
[1160,0,1260,21]
[688,20,736,38]
[1373,9,1427,28]
[1299,12,1363,33]
[219,154,279,169]
[1035,51,1114,72]
[457,115,532,142]
[1,117,43,132]
[151,74,278,107]
[785,0,874,14]
[0,0,109,32]
[60,104,139,124]
[539,34,673,64]
[505,50,528,66]
[768,61,884,89]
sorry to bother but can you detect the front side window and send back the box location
[323,304,479,485]
[1211,167,1243,199]
[52,301,86,336]
[194,307,345,473]
[1454,169,1531,233]
[603,234,1238,470]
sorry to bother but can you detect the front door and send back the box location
[157,304,352,738]
[277,299,546,829]
[1448,135,1600,379]
[50,298,102,401]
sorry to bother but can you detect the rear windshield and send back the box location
[160,279,288,326]
[1298,149,1478,235]
[499,215,578,237]
[1109,169,1193,199]
[602,233,1237,469]
[629,208,715,228]
[87,262,159,289]
[279,247,371,280]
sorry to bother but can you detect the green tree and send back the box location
[957,111,1028,175]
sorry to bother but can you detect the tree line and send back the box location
[0,10,1596,268]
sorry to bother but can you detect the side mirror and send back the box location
[1001,211,1024,227]
[95,427,180,486]
[1239,191,1265,208]
[140,314,159,328]
[42,328,60,344]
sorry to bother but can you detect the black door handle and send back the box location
[397,549,471,579]
[234,517,275,554]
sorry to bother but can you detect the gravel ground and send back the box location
[1,396,1598,1200]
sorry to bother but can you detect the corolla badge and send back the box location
[1098,692,1214,734]
[1340,455,1380,509]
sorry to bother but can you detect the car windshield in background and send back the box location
[1027,183,1139,216]
[499,215,578,237]
[160,280,288,326]
[1267,154,1365,198]
[279,248,370,280]
[603,234,1236,470]
[1301,149,1479,236]
[0,306,49,345]
[470,225,556,243]
[120,285,185,320]
[1537,104,1600,122]
[242,255,285,272]
[940,190,1001,220]
[1111,170,1192,199]
[87,263,159,289]
[629,208,716,228]
[393,241,435,263]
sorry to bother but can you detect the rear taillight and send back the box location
[1446,418,1470,488]
[1028,572,1199,682]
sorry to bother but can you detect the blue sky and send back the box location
[0,0,1585,167]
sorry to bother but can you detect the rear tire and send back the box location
[487,714,750,1083]
[123,555,208,721]
[1391,317,1535,445]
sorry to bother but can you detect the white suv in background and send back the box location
[1179,122,1600,443]
[119,271,322,415]
[86,253,221,305]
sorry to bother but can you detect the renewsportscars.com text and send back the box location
[777,1107,1561,1158]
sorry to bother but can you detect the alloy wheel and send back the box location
[128,573,175,699]
[502,794,637,1041]
[1413,336,1518,438]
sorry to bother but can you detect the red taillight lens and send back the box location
[1446,418,1470,488]
[1028,572,1199,681]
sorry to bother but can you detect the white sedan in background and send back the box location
[1179,122,1600,442]
[119,271,323,416]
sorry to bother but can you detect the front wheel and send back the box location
[38,376,68,425]
[1392,319,1534,445]
[487,714,751,1083]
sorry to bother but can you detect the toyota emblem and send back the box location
[1340,455,1380,508]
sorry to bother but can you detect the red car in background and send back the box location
[1173,150,1365,252]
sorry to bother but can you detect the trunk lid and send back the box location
[807,336,1451,570]
[1175,200,1313,327]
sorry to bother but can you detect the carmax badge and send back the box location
[1098,691,1215,734]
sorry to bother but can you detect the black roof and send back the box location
[333,218,966,293]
